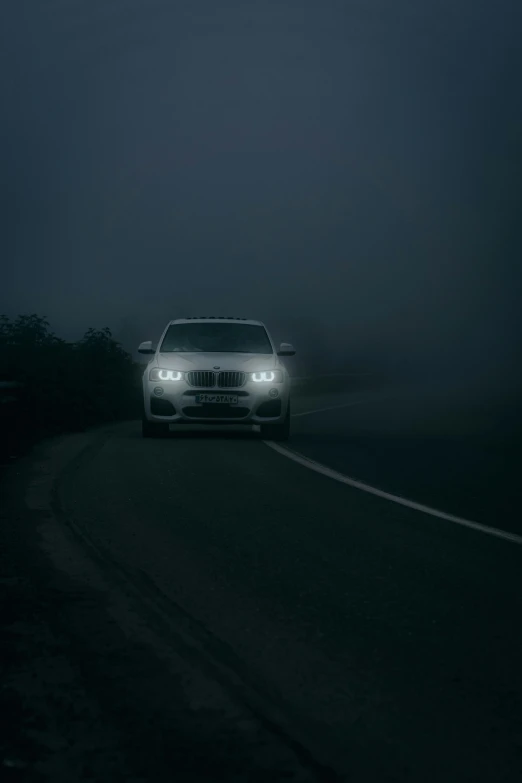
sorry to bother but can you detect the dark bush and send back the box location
[0,314,142,461]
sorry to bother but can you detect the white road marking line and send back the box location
[263,441,522,546]
[292,400,364,418]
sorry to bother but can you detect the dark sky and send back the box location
[1,1,521,382]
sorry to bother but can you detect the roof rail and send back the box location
[180,316,252,321]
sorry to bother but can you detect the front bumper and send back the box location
[143,379,290,424]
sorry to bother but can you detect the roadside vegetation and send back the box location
[0,314,142,465]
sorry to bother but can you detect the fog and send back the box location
[2,1,521,395]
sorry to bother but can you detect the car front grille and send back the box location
[182,405,250,419]
[217,371,246,388]
[187,371,215,388]
[186,371,246,388]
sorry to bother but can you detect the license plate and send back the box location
[195,394,238,404]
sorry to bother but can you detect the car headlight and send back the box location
[149,369,185,381]
[251,370,283,383]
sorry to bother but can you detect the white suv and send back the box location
[138,317,295,440]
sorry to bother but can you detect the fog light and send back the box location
[269,388,279,398]
[154,386,164,396]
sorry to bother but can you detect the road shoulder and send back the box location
[0,431,322,782]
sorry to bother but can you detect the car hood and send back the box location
[155,352,278,372]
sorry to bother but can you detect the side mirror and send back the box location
[277,342,296,357]
[138,340,156,355]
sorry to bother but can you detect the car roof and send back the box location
[168,317,265,326]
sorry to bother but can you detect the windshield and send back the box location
[160,323,273,353]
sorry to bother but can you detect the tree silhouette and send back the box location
[0,315,141,450]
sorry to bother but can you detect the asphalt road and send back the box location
[290,384,522,534]
[2,386,522,781]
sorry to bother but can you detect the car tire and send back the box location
[142,416,169,438]
[260,401,291,441]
